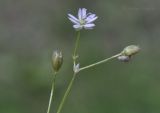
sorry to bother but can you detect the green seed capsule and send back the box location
[52,51,63,72]
[122,45,140,56]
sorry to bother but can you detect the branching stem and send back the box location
[79,53,122,72]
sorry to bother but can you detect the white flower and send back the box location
[68,8,98,30]
[73,63,80,73]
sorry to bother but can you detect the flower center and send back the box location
[79,19,86,25]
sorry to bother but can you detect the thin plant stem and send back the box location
[73,31,81,64]
[46,72,57,113]
[55,53,121,113]
[79,53,122,72]
[56,73,76,113]
[56,31,80,113]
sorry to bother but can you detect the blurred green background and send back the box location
[0,0,160,113]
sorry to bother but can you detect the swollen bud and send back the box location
[52,50,63,72]
[122,45,140,56]
[118,45,140,62]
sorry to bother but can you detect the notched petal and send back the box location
[87,14,96,19]
[78,8,82,20]
[68,14,79,22]
[84,24,95,29]
[68,17,80,24]
[86,16,98,23]
[73,24,83,30]
[81,8,87,19]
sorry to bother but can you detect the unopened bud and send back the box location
[73,63,80,74]
[52,50,63,72]
[118,55,130,62]
[122,45,140,56]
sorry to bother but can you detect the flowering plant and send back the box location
[46,8,140,113]
[68,8,98,30]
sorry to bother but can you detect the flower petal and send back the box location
[84,24,95,29]
[73,24,83,30]
[78,8,82,20]
[87,14,96,19]
[68,17,80,24]
[81,8,87,19]
[86,16,98,23]
[68,14,79,22]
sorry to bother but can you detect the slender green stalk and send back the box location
[55,53,121,113]
[56,31,80,113]
[47,72,57,113]
[73,31,81,64]
[79,53,122,72]
[56,73,76,113]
